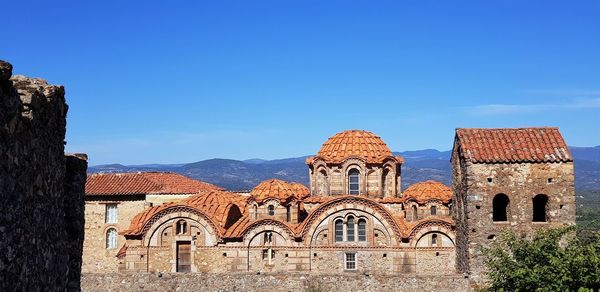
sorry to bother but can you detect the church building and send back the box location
[84,128,575,278]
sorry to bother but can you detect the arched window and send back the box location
[493,194,510,222]
[263,232,273,244]
[176,220,187,235]
[268,205,275,216]
[382,168,390,197]
[348,169,360,195]
[533,194,548,222]
[286,205,291,222]
[318,169,329,196]
[253,204,258,219]
[431,206,437,216]
[431,234,438,246]
[346,217,355,241]
[106,228,117,249]
[358,219,367,241]
[412,205,418,221]
[335,219,344,242]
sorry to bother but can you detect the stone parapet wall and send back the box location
[0,60,87,290]
[81,273,471,292]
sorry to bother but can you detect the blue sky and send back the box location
[3,1,600,165]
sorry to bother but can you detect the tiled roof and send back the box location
[249,179,310,204]
[86,172,223,196]
[123,189,247,236]
[455,127,572,163]
[307,130,403,164]
[402,180,453,204]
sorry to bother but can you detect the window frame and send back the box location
[106,228,118,249]
[105,203,118,224]
[357,218,367,242]
[268,205,275,216]
[344,252,357,270]
[348,169,360,195]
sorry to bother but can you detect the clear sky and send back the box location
[3,1,600,165]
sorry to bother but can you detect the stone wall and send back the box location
[81,273,471,292]
[0,60,88,290]
[452,142,576,282]
[83,196,146,273]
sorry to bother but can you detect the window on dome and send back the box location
[431,206,437,216]
[412,205,418,221]
[253,205,258,219]
[286,205,291,222]
[106,228,117,249]
[268,205,275,216]
[348,169,360,195]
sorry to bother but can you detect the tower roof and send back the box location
[454,127,572,163]
[308,130,402,164]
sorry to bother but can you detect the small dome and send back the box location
[311,130,397,164]
[403,180,452,203]
[250,179,309,204]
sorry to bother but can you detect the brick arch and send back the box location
[300,196,401,245]
[244,224,295,246]
[408,220,455,247]
[140,205,221,244]
[239,219,296,244]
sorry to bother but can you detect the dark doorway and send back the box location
[492,194,509,221]
[532,194,548,222]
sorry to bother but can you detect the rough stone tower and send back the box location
[0,60,88,290]
[306,130,403,198]
[451,127,576,282]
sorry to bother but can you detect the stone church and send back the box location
[83,128,575,279]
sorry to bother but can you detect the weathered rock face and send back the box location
[0,60,87,290]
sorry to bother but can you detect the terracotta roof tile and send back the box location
[307,130,403,164]
[123,189,246,236]
[86,172,223,196]
[455,127,572,164]
[249,179,309,204]
[402,180,453,204]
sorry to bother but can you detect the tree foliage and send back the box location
[482,226,600,291]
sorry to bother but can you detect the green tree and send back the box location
[482,226,600,291]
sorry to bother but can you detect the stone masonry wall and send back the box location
[81,273,471,292]
[83,197,146,273]
[454,154,575,282]
[0,60,88,290]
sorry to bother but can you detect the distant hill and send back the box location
[89,146,600,193]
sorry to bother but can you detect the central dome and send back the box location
[315,130,394,164]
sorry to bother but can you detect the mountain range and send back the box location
[89,146,600,192]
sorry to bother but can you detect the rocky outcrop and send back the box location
[0,60,87,291]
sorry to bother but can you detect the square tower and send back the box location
[451,127,576,281]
